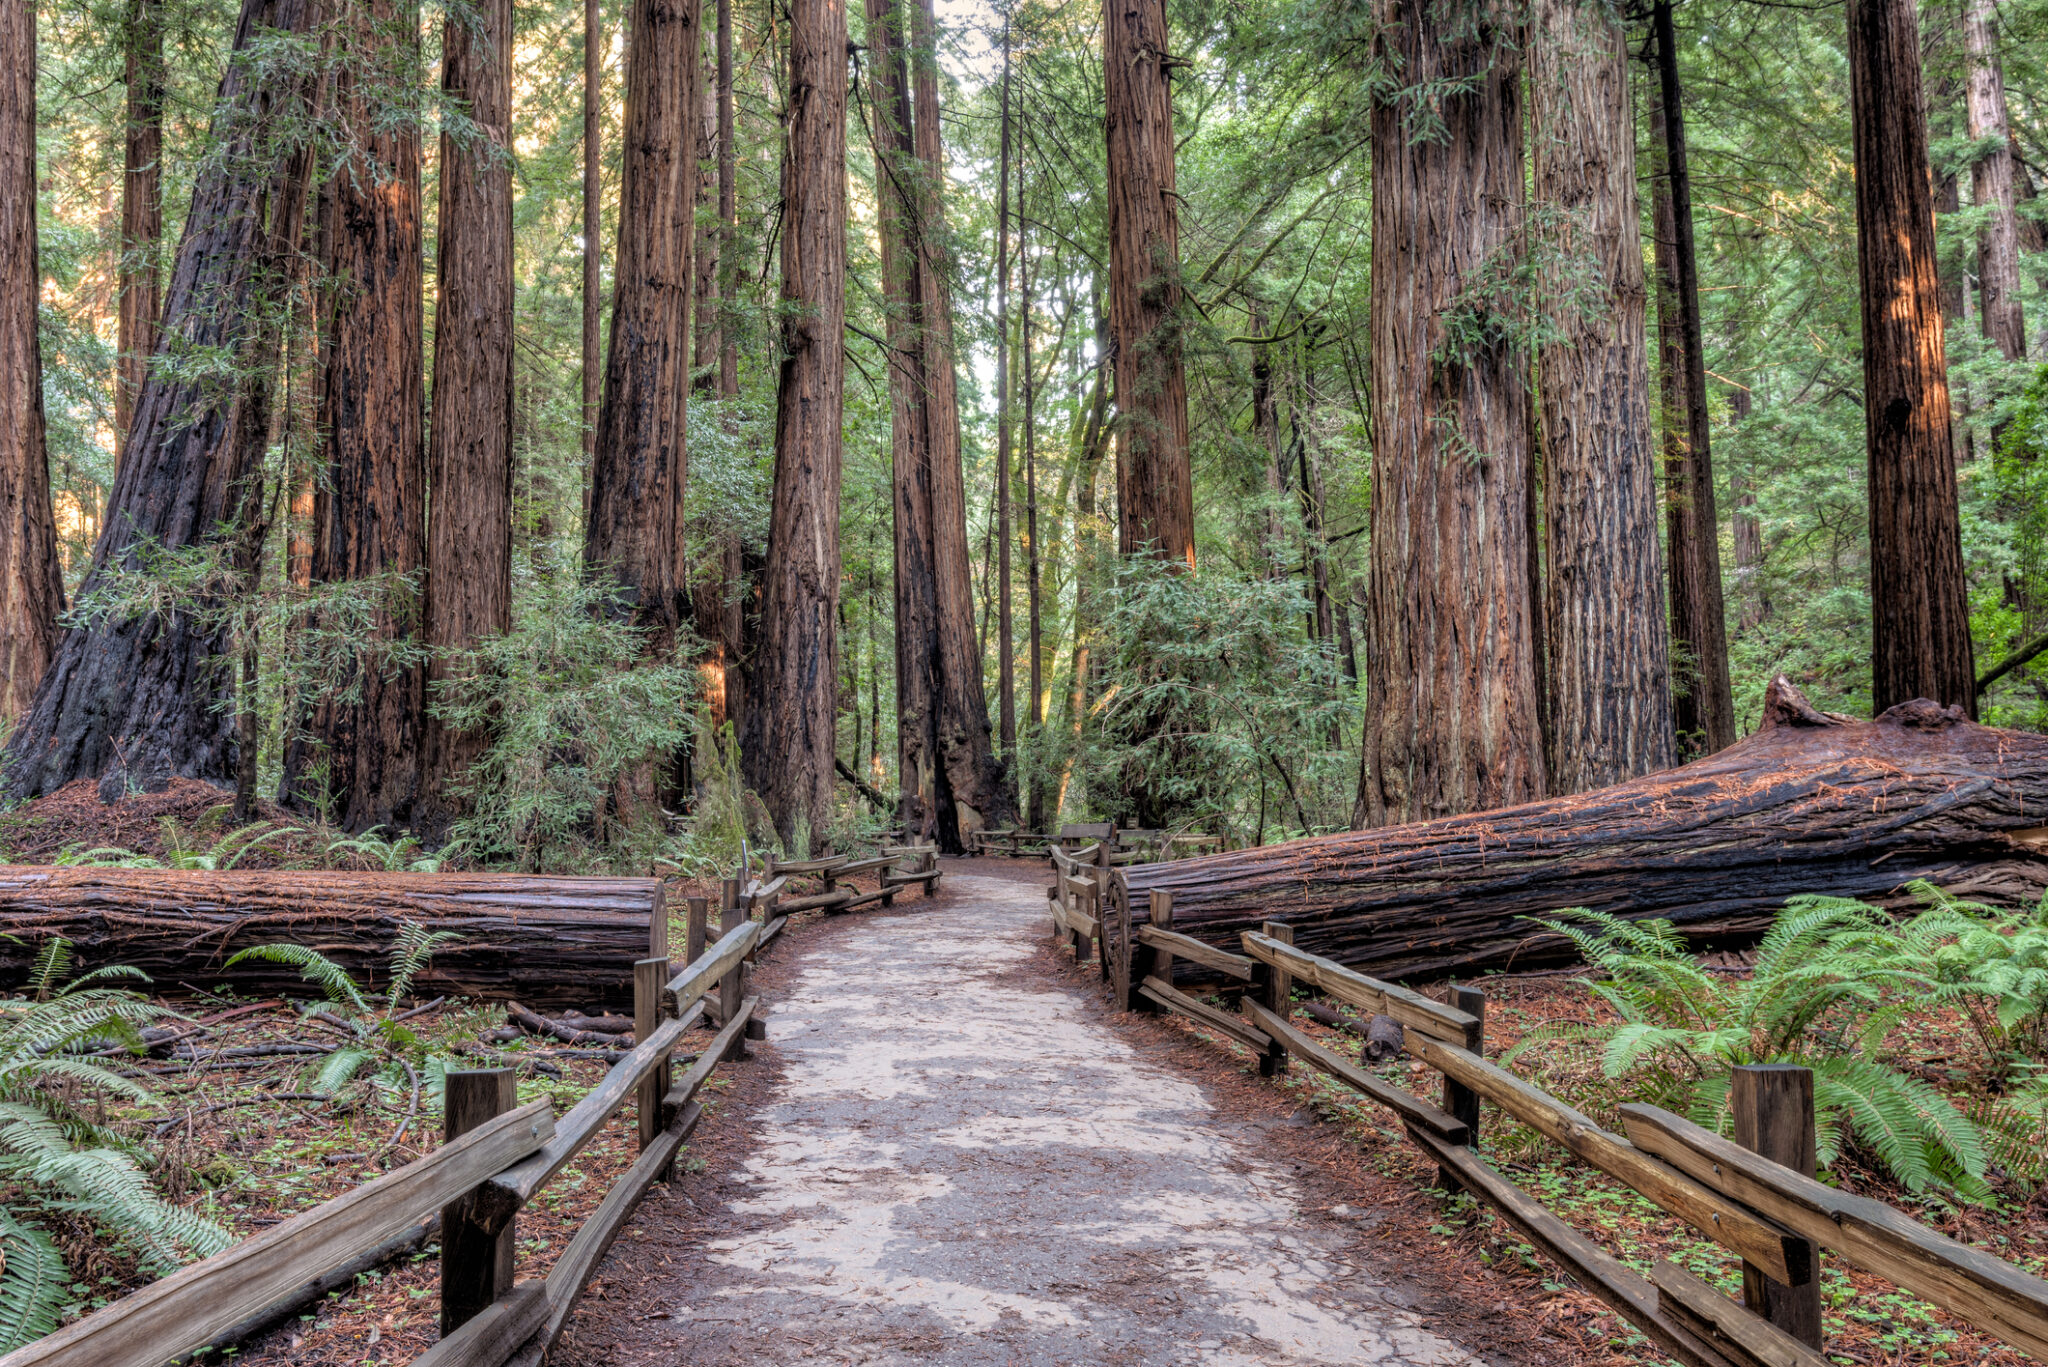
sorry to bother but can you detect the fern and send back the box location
[1523,897,2036,1200]
[0,1211,68,1352]
[223,943,369,1014]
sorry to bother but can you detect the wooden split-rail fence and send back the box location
[0,847,943,1367]
[1048,857,2048,1366]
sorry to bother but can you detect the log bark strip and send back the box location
[0,870,661,1007]
[1116,679,2048,983]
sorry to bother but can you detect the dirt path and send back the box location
[557,873,1499,1366]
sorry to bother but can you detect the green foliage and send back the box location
[1515,892,2048,1200]
[225,921,460,1096]
[53,809,304,872]
[0,943,232,1348]
[430,558,702,870]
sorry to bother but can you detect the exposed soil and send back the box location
[0,778,299,864]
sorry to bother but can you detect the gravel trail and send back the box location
[577,873,1494,1366]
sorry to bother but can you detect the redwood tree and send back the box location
[1365,0,1545,827]
[117,0,165,453]
[5,0,319,798]
[866,0,1011,850]
[1964,0,2025,362]
[583,0,699,649]
[420,0,515,825]
[1103,0,1192,566]
[744,0,846,847]
[0,0,63,729]
[1529,0,1673,791]
[292,0,426,831]
[1649,0,1735,756]
[1847,0,1975,714]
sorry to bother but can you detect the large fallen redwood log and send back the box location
[1114,679,2048,983]
[0,870,662,1007]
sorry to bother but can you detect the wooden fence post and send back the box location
[686,895,709,966]
[1732,1064,1823,1348]
[1259,921,1293,1078]
[1438,985,1485,1194]
[635,958,669,1151]
[1149,889,1175,990]
[649,882,669,959]
[721,881,748,1060]
[440,1069,516,1334]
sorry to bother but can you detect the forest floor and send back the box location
[11,807,2046,1364]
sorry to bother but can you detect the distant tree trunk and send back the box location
[1649,0,1735,757]
[690,43,719,388]
[1728,385,1769,629]
[1963,0,2025,362]
[0,0,63,730]
[420,0,514,830]
[995,31,1015,767]
[4,0,319,799]
[117,0,164,456]
[1058,320,1110,821]
[716,0,737,397]
[582,0,603,462]
[296,0,426,832]
[1249,310,1285,571]
[1363,0,1545,826]
[1529,0,1674,793]
[1103,0,1192,567]
[584,0,699,645]
[1848,0,1975,715]
[743,0,846,848]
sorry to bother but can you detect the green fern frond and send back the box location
[34,1146,233,1271]
[311,1046,374,1094]
[383,922,459,1010]
[25,941,72,1004]
[224,944,369,1013]
[0,1211,71,1352]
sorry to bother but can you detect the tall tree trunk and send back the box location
[716,0,737,398]
[1058,323,1110,822]
[1963,0,2025,362]
[691,45,719,388]
[1022,123,1044,833]
[1363,0,1545,826]
[584,0,700,653]
[298,0,426,832]
[420,0,515,830]
[117,0,164,457]
[0,0,63,730]
[1250,309,1284,572]
[5,0,319,799]
[1849,0,1975,715]
[1103,0,1192,567]
[743,0,846,848]
[995,30,1015,766]
[582,0,603,462]
[1529,0,1674,793]
[912,0,1009,837]
[1649,0,1735,757]
[867,0,937,836]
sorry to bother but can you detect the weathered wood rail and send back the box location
[0,867,838,1367]
[1052,868,2048,1366]
[765,845,940,915]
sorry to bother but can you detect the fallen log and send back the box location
[1113,680,2048,983]
[0,869,660,1008]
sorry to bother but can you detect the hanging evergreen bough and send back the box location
[1112,678,2048,982]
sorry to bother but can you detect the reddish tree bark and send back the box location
[744,0,847,847]
[1103,0,1192,567]
[1530,0,1674,792]
[583,0,700,648]
[1116,679,2048,984]
[582,0,603,462]
[4,0,320,798]
[1649,0,1735,758]
[1963,0,2025,362]
[0,0,63,731]
[1364,0,1545,825]
[420,0,515,828]
[117,0,164,455]
[296,0,427,831]
[1847,0,1975,715]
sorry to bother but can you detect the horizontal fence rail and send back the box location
[1049,862,2048,1367]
